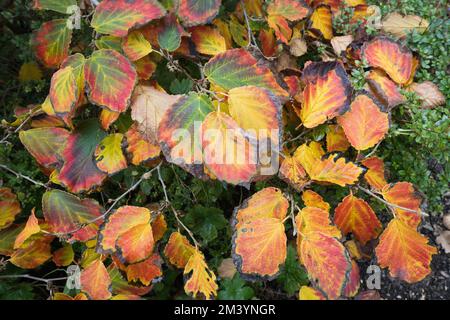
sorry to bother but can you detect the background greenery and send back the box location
[0,0,448,300]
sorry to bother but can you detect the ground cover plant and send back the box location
[0,0,448,300]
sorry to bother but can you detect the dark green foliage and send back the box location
[218,274,255,300]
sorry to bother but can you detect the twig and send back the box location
[0,110,37,145]
[156,164,200,247]
[0,164,48,188]
[289,194,297,236]
[357,185,429,217]
[0,274,68,284]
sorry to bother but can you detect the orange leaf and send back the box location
[326,124,350,153]
[308,5,333,40]
[300,61,352,128]
[362,37,413,85]
[300,232,351,299]
[279,155,309,191]
[338,94,390,151]
[382,182,422,228]
[98,206,151,254]
[14,209,40,249]
[151,213,167,242]
[334,194,382,244]
[190,26,227,56]
[296,207,341,242]
[361,157,388,190]
[164,231,196,269]
[125,124,161,166]
[80,259,112,300]
[233,188,289,278]
[116,223,154,264]
[343,260,360,297]
[184,249,218,300]
[302,190,330,212]
[52,244,74,267]
[201,111,258,185]
[126,254,162,286]
[375,219,437,283]
[10,237,52,269]
[366,69,406,109]
[293,142,325,175]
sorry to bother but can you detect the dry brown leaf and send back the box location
[217,258,236,279]
[331,35,354,56]
[436,231,450,254]
[382,13,429,38]
[290,38,308,57]
[409,81,445,109]
[130,85,182,144]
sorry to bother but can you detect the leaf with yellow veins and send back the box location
[233,188,289,278]
[184,249,218,300]
[190,26,227,56]
[326,124,350,153]
[126,253,162,286]
[125,124,161,166]
[381,182,422,228]
[116,223,154,264]
[308,5,333,40]
[228,86,282,140]
[338,94,390,151]
[122,31,152,62]
[14,209,40,249]
[375,219,437,283]
[308,154,366,187]
[49,66,78,117]
[95,133,128,175]
[361,157,388,191]
[80,259,112,300]
[97,206,151,254]
[293,142,325,175]
[299,286,326,300]
[334,194,382,245]
[164,232,196,269]
[302,190,330,212]
[201,111,258,185]
[299,61,352,128]
[279,155,309,192]
[300,232,351,300]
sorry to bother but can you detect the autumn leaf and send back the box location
[33,0,77,14]
[279,155,309,192]
[337,94,390,151]
[14,209,40,249]
[326,124,350,153]
[382,182,422,228]
[343,260,361,297]
[375,219,437,283]
[0,188,22,231]
[300,232,352,300]
[362,37,413,85]
[184,249,218,300]
[296,207,341,248]
[126,254,162,286]
[299,61,352,128]
[31,19,72,68]
[94,133,128,175]
[267,0,311,44]
[91,0,166,37]
[49,66,78,119]
[100,109,120,130]
[308,5,333,40]
[122,31,152,61]
[59,120,108,193]
[84,49,137,113]
[201,111,258,185]
[80,259,112,300]
[382,13,429,38]
[116,223,154,264]
[191,26,227,56]
[361,157,388,191]
[299,286,326,300]
[204,49,288,100]
[366,69,406,109]
[52,244,74,267]
[164,232,196,269]
[19,127,69,170]
[233,188,288,278]
[125,124,161,166]
[10,237,53,269]
[42,189,103,237]
[334,194,382,244]
[97,206,151,254]
[408,81,445,109]
[301,190,330,212]
[177,0,222,27]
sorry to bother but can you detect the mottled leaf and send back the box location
[177,0,222,27]
[95,133,128,175]
[80,259,112,300]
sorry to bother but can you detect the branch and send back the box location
[0,109,37,145]
[0,164,48,188]
[0,274,68,284]
[156,164,200,248]
[357,185,429,217]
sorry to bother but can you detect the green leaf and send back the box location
[170,78,193,94]
[276,245,309,296]
[33,0,77,14]
[218,274,255,300]
[183,205,228,243]
[158,14,183,52]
